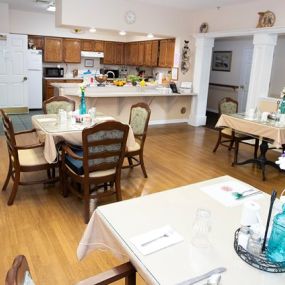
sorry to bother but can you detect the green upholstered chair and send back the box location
[61,121,129,223]
[43,95,75,114]
[123,102,151,178]
[213,97,259,161]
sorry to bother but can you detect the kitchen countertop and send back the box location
[43,77,83,80]
[51,82,196,98]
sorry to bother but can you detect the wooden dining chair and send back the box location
[5,255,35,285]
[61,121,129,223]
[6,255,136,285]
[123,102,151,178]
[213,97,259,159]
[43,95,75,114]
[0,109,58,205]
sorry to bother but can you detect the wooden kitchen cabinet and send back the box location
[44,79,83,101]
[63,38,81,63]
[144,40,158,67]
[129,42,139,66]
[158,39,175,68]
[114,42,125,65]
[44,37,63,62]
[94,41,104,52]
[28,35,44,50]
[103,41,115,64]
[81,40,94,51]
[137,42,145,66]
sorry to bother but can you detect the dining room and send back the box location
[2,0,285,284]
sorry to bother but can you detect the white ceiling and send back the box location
[0,0,258,13]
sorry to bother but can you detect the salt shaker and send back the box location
[247,231,262,256]
[238,226,250,249]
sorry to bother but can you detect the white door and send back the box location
[238,48,253,112]
[0,33,28,110]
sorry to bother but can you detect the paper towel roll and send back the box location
[240,201,261,226]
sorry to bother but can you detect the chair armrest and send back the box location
[62,145,83,160]
[14,128,37,136]
[75,262,136,285]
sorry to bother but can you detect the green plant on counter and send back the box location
[127,75,142,86]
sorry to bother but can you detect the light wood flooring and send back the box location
[1,124,285,284]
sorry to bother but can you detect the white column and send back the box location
[246,33,277,111]
[189,37,214,126]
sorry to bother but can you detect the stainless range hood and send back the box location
[81,51,104,58]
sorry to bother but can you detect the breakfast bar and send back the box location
[51,83,197,124]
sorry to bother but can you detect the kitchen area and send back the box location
[1,32,195,124]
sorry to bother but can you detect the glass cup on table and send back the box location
[88,107,97,124]
[191,208,212,248]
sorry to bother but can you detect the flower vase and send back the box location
[80,90,87,115]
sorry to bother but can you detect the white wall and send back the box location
[269,34,285,98]
[207,37,253,112]
[0,3,9,33]
[191,0,285,34]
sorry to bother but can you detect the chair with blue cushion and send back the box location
[123,102,151,178]
[43,95,75,114]
[61,121,129,223]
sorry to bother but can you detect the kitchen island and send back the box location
[51,83,196,125]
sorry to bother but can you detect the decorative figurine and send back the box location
[181,40,190,75]
[256,10,276,28]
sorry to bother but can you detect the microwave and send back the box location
[44,67,64,78]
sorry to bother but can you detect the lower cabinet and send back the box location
[44,79,83,101]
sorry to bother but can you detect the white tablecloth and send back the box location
[32,114,136,163]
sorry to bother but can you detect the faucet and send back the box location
[105,71,115,78]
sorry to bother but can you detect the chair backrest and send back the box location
[129,102,151,137]
[0,109,18,163]
[5,255,35,285]
[43,95,75,114]
[82,121,129,176]
[219,97,238,115]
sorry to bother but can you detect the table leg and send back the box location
[232,140,280,181]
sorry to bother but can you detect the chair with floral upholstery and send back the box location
[61,121,129,223]
[0,109,58,205]
[123,102,151,178]
[213,97,259,160]
[43,95,75,114]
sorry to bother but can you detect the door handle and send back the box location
[23,76,28,82]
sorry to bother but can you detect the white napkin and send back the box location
[201,180,263,207]
[130,225,183,255]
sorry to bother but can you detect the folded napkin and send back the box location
[130,225,183,255]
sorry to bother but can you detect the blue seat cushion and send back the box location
[65,146,84,175]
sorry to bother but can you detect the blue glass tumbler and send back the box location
[266,204,285,263]
[80,90,87,115]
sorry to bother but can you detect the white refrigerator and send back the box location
[27,49,42,109]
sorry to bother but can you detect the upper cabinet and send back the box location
[94,41,104,52]
[103,41,115,65]
[158,39,175,68]
[28,35,44,50]
[137,42,145,66]
[44,37,63,62]
[81,40,104,52]
[144,40,158,67]
[63,38,81,63]
[114,42,125,65]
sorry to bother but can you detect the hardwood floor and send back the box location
[1,124,285,284]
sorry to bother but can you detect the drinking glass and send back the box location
[191,208,212,248]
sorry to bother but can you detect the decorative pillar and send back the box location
[189,37,214,126]
[246,33,277,111]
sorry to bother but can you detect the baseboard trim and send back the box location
[149,119,189,125]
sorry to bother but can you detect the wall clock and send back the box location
[125,10,136,24]
[256,10,276,28]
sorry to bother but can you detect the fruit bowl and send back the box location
[113,80,126,87]
[95,75,108,86]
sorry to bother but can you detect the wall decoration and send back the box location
[256,10,276,28]
[199,22,209,33]
[212,51,232,72]
[84,59,94,67]
[181,40,190,75]
[171,67,179,81]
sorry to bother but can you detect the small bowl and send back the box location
[95,75,108,84]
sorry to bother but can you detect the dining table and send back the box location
[216,113,285,180]
[77,175,285,285]
[32,114,137,163]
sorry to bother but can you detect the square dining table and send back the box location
[32,114,136,163]
[77,175,285,285]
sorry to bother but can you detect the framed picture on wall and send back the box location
[84,59,94,67]
[212,51,232,72]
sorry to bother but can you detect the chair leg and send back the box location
[7,171,20,205]
[139,152,148,178]
[213,132,222,153]
[254,138,259,159]
[84,192,90,224]
[2,160,12,191]
[228,138,235,151]
[232,138,239,166]
[128,157,134,168]
[115,178,122,201]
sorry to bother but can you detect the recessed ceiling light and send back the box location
[119,31,127,36]
[89,28,97,33]
[46,2,56,12]
[147,33,154,38]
